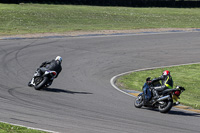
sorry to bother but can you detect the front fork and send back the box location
[30,70,41,86]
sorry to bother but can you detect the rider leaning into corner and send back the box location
[28,56,62,87]
[150,70,173,99]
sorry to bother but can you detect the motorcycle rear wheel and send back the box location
[34,77,49,90]
[158,100,173,113]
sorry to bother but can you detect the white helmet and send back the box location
[55,56,62,63]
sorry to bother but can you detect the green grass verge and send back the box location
[116,64,200,110]
[1,4,200,36]
[0,122,47,133]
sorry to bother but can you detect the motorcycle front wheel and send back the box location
[34,76,49,90]
[134,94,144,108]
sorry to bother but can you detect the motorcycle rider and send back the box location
[28,56,62,87]
[143,77,152,105]
[150,70,173,99]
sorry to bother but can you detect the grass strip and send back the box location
[0,122,47,133]
[1,4,200,36]
[116,63,200,110]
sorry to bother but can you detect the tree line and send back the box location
[1,0,200,7]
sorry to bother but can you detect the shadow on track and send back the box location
[42,88,93,94]
[168,110,200,117]
[141,107,200,117]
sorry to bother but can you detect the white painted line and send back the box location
[0,120,59,133]
[72,31,188,39]
[77,29,200,38]
[110,75,135,97]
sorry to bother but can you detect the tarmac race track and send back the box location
[0,31,200,133]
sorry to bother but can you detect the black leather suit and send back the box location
[152,75,173,94]
[39,60,62,78]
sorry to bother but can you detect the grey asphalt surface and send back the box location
[0,31,200,133]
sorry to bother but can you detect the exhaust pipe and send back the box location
[157,95,170,102]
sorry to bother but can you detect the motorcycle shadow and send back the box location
[143,107,200,117]
[168,110,200,117]
[41,88,93,94]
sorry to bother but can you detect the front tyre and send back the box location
[158,100,173,113]
[34,77,49,90]
[134,94,144,108]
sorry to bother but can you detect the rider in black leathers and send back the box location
[38,57,62,78]
[28,56,62,87]
[151,70,173,99]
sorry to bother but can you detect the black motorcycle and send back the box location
[28,69,57,90]
[134,79,185,113]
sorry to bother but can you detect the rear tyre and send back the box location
[134,95,144,108]
[34,77,49,90]
[158,100,173,113]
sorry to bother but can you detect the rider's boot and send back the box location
[173,101,180,106]
[47,80,53,86]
